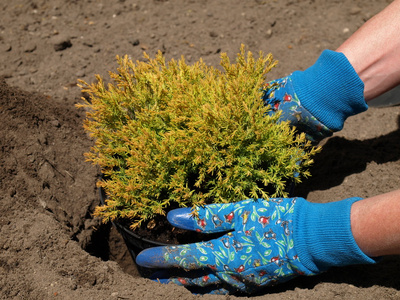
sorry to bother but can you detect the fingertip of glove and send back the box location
[135,247,165,268]
[167,207,196,230]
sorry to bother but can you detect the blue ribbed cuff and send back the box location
[291,50,368,131]
[293,197,377,273]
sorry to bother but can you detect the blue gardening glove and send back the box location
[262,50,368,143]
[136,197,377,295]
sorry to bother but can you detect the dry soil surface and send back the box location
[1,0,400,299]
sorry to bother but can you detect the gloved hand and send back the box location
[136,197,377,294]
[261,50,368,143]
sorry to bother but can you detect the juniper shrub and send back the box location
[78,45,320,230]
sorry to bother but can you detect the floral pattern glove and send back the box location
[136,198,315,294]
[261,50,368,143]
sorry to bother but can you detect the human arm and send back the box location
[262,0,400,142]
[337,0,400,101]
[351,189,400,257]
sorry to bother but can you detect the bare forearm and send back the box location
[351,189,400,257]
[337,0,400,101]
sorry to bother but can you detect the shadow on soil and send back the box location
[254,256,400,296]
[296,115,400,197]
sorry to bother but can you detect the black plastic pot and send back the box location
[98,182,171,276]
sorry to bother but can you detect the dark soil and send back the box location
[1,0,400,299]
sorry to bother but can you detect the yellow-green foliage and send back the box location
[78,45,319,229]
